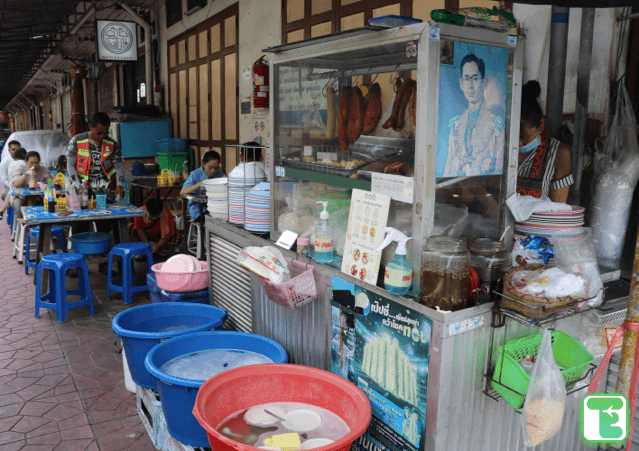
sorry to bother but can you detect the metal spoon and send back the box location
[264,409,286,422]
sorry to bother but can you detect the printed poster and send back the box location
[437,41,509,178]
[277,66,329,127]
[341,189,391,285]
[331,275,432,451]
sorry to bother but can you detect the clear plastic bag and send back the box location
[590,85,639,269]
[521,328,566,447]
[552,228,604,307]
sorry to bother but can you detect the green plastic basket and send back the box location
[492,330,594,409]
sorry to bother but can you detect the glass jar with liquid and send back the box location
[420,236,470,312]
[469,238,512,293]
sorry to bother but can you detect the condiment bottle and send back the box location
[81,186,89,210]
[27,170,35,189]
[297,237,309,257]
[314,201,334,263]
[377,228,412,296]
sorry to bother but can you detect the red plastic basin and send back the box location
[193,363,372,451]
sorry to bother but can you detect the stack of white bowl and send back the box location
[203,177,228,221]
[228,162,266,225]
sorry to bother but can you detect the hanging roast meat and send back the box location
[382,77,413,130]
[363,83,382,135]
[338,87,353,149]
[347,87,365,144]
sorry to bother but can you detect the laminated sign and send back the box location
[331,276,432,451]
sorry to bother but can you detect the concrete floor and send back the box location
[0,214,157,450]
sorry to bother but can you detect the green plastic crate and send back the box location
[157,151,188,173]
[492,330,594,409]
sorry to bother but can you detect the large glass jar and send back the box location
[469,238,512,293]
[420,236,470,311]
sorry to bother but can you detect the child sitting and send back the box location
[127,197,183,257]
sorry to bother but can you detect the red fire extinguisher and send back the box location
[252,55,269,108]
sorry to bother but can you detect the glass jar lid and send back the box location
[426,235,468,253]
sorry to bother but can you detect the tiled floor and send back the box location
[0,211,156,450]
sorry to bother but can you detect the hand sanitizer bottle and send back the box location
[377,228,413,295]
[314,201,334,263]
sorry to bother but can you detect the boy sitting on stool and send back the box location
[128,197,182,258]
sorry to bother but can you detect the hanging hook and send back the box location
[322,77,337,98]
[371,73,379,85]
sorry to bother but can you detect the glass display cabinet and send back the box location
[266,22,523,296]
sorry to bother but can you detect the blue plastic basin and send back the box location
[112,303,228,389]
[145,331,288,447]
[69,232,112,255]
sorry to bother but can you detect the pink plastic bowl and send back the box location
[37,182,47,190]
[151,261,209,292]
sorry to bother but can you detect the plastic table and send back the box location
[21,204,146,291]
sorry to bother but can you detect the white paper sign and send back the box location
[371,173,414,204]
[341,189,391,286]
[276,229,298,250]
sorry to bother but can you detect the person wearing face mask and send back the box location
[128,197,182,258]
[517,80,573,202]
[180,149,224,222]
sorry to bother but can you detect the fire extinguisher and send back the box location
[48,110,52,122]
[252,55,269,108]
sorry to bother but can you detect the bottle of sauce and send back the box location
[81,186,89,210]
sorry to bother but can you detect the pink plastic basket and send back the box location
[257,258,318,310]
[151,261,209,292]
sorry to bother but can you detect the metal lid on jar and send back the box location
[426,235,468,253]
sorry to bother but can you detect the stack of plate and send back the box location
[228,163,266,225]
[515,205,585,239]
[244,182,270,233]
[203,178,228,221]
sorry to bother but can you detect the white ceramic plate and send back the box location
[300,438,335,450]
[282,409,321,432]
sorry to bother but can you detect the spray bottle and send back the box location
[314,201,334,263]
[377,228,412,295]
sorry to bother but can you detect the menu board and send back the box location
[341,189,391,285]
[331,276,432,451]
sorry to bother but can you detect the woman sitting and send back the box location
[127,197,183,258]
[0,147,27,218]
[12,151,52,219]
[180,149,224,222]
[517,81,573,202]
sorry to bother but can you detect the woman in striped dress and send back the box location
[517,80,573,203]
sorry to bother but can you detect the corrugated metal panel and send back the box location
[209,233,252,333]
[431,321,596,451]
[252,276,331,371]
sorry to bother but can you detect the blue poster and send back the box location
[331,276,432,451]
[437,42,509,178]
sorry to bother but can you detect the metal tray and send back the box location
[281,151,374,176]
[279,135,415,177]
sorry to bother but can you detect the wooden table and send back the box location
[21,204,145,292]
[128,176,183,206]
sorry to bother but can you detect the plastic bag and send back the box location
[236,246,291,283]
[590,85,639,269]
[521,328,566,447]
[552,228,604,307]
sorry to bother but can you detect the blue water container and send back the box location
[112,303,228,389]
[146,273,209,304]
[145,331,288,447]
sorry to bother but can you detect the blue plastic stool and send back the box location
[25,226,67,275]
[6,206,13,234]
[107,242,153,305]
[35,253,95,323]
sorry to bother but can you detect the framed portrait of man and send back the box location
[436,42,509,178]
